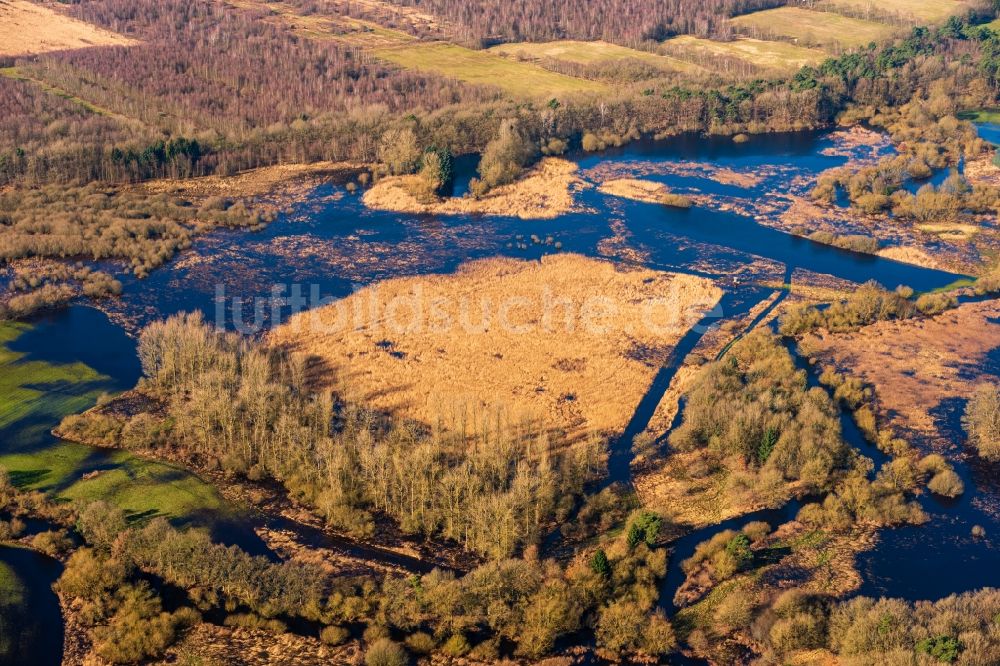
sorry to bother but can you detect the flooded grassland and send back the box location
[1,124,996,664]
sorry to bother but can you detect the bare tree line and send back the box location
[374,0,786,45]
[62,312,605,559]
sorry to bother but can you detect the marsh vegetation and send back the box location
[60,312,605,560]
[668,330,853,503]
[965,383,1000,461]
[4,1,1000,663]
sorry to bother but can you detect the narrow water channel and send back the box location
[0,546,62,666]
[654,332,893,615]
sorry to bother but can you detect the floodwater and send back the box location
[854,342,1000,600]
[101,128,964,333]
[0,546,62,666]
[975,121,1000,146]
[2,127,986,664]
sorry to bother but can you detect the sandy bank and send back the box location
[877,246,942,270]
[363,157,583,220]
[140,161,360,204]
[965,156,1000,188]
[597,178,692,207]
[270,254,722,437]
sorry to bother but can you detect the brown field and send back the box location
[801,300,1000,451]
[915,223,982,242]
[373,42,608,98]
[225,0,417,47]
[876,246,942,270]
[134,161,359,218]
[140,161,361,200]
[0,0,135,57]
[729,7,897,50]
[488,40,702,74]
[664,35,826,73]
[818,0,969,25]
[598,178,691,206]
[270,254,723,438]
[364,157,585,219]
[155,623,357,666]
[965,156,1000,188]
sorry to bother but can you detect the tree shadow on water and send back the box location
[0,546,64,666]
[930,396,970,445]
[182,508,278,560]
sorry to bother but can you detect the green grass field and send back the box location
[819,0,968,25]
[0,321,107,440]
[665,35,827,73]
[489,40,704,74]
[959,108,1000,123]
[375,42,609,98]
[729,7,898,50]
[0,321,223,524]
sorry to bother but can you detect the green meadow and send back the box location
[0,320,224,523]
[958,108,1000,123]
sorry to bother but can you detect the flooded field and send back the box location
[3,126,991,663]
[98,128,965,334]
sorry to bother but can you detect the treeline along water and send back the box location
[2,128,977,664]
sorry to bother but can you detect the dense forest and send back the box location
[1,0,493,185]
[349,0,787,45]
[57,0,488,130]
[1,473,676,663]
[0,75,146,185]
[11,469,1000,664]
[669,330,852,500]
[4,3,999,190]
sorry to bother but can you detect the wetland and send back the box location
[2,125,995,665]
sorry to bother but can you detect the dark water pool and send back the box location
[0,546,62,666]
[975,121,1000,146]
[7,305,141,389]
